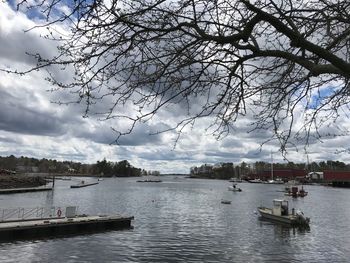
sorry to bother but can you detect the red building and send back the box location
[324,171,350,182]
[259,169,306,181]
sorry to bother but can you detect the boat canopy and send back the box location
[272,199,289,216]
[273,200,289,208]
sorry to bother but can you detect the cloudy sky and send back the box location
[1,2,350,174]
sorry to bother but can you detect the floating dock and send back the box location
[0,214,134,241]
[70,182,99,188]
[0,187,52,194]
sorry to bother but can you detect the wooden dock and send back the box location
[70,182,99,188]
[0,187,52,194]
[0,214,134,241]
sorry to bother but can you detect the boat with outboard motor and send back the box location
[258,199,310,226]
[228,184,242,192]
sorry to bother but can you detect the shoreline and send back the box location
[0,175,46,189]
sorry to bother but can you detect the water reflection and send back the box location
[258,217,311,236]
[44,190,54,208]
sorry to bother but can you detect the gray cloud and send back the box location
[0,88,67,136]
[0,136,18,144]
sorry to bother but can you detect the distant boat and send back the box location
[228,184,242,192]
[136,179,162,183]
[70,181,99,188]
[221,200,231,204]
[284,180,299,192]
[248,178,263,183]
[284,186,308,197]
[258,199,310,227]
[284,186,299,197]
[266,178,284,184]
[266,152,284,184]
[298,186,308,197]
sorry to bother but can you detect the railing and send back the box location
[0,206,77,222]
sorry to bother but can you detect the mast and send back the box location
[271,151,273,181]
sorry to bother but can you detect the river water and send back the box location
[0,176,349,262]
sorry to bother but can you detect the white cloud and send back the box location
[1,2,350,174]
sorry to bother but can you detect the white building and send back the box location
[307,171,324,180]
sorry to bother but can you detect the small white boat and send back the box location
[265,152,283,184]
[228,184,242,192]
[248,178,263,183]
[258,199,310,226]
[266,178,284,184]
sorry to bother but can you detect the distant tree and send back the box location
[4,155,17,171]
[286,162,296,169]
[96,158,113,176]
[113,160,128,176]
[254,161,270,174]
[240,162,250,176]
[213,163,234,179]
[6,0,350,153]
[38,158,50,172]
[308,161,319,172]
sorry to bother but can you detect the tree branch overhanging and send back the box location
[3,0,350,153]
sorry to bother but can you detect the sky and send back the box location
[1,2,350,174]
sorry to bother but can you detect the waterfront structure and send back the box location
[307,172,324,181]
[0,206,133,241]
[324,171,350,187]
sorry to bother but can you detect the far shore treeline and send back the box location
[190,160,350,180]
[0,155,159,177]
[2,155,349,180]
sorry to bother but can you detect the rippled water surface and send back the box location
[0,177,350,262]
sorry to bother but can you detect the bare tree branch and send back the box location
[3,0,350,153]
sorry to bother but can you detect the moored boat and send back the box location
[284,186,308,197]
[228,184,242,192]
[266,178,284,184]
[298,186,308,197]
[248,178,263,183]
[284,186,299,197]
[258,199,310,227]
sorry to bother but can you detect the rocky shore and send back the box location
[0,175,47,189]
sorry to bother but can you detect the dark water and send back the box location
[0,177,350,262]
